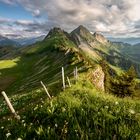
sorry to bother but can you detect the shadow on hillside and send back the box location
[0,49,86,97]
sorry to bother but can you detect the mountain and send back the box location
[0,35,20,47]
[70,25,109,61]
[71,26,140,76]
[1,25,140,93]
[0,46,18,59]
[109,37,140,45]
[93,32,109,44]
[14,35,45,46]
[71,25,96,45]
[0,27,88,93]
[118,42,140,62]
[0,25,140,139]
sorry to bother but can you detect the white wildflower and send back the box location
[105,106,109,109]
[6,132,11,138]
[129,109,135,114]
[55,124,58,128]
[23,123,26,127]
[17,138,22,140]
[98,112,100,115]
[115,101,119,105]
[21,120,25,123]
[62,107,66,112]
[1,126,4,129]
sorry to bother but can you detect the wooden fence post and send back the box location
[40,81,52,100]
[75,66,78,80]
[74,67,78,83]
[67,76,71,87]
[1,91,20,120]
[62,67,65,90]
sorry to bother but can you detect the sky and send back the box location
[0,0,140,39]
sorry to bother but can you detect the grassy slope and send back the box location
[0,30,88,96]
[121,44,140,63]
[0,78,140,139]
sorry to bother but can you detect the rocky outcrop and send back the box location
[90,66,105,91]
[93,32,108,44]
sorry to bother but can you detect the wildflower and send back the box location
[115,101,119,105]
[17,138,22,140]
[21,120,25,123]
[55,124,58,128]
[6,132,11,138]
[105,106,109,109]
[129,109,135,114]
[1,126,4,129]
[34,106,38,111]
[62,107,66,112]
[23,123,26,127]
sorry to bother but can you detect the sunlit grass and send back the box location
[0,57,20,70]
[109,64,124,75]
[0,79,140,139]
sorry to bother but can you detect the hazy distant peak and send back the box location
[0,34,20,47]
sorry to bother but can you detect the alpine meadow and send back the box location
[0,0,140,140]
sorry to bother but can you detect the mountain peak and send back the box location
[93,32,108,44]
[72,25,90,35]
[78,25,87,30]
[45,27,69,40]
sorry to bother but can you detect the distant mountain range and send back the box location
[0,30,140,47]
[109,37,140,45]
[0,35,20,47]
[0,35,45,47]
[13,35,45,46]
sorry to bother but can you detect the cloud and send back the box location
[0,0,140,38]
[0,0,16,5]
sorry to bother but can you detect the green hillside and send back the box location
[0,79,140,139]
[0,26,140,139]
[0,27,89,95]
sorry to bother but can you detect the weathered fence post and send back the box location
[67,76,71,87]
[75,66,78,80]
[62,67,65,90]
[74,67,78,83]
[1,91,20,120]
[40,81,52,100]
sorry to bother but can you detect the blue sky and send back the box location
[0,0,140,39]
[0,2,33,20]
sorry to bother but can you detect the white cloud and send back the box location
[0,0,140,38]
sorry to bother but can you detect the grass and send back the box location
[0,79,140,139]
[0,58,19,70]
[109,64,124,75]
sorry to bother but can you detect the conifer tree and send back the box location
[110,66,137,97]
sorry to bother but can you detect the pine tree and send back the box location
[100,60,113,93]
[110,66,137,97]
